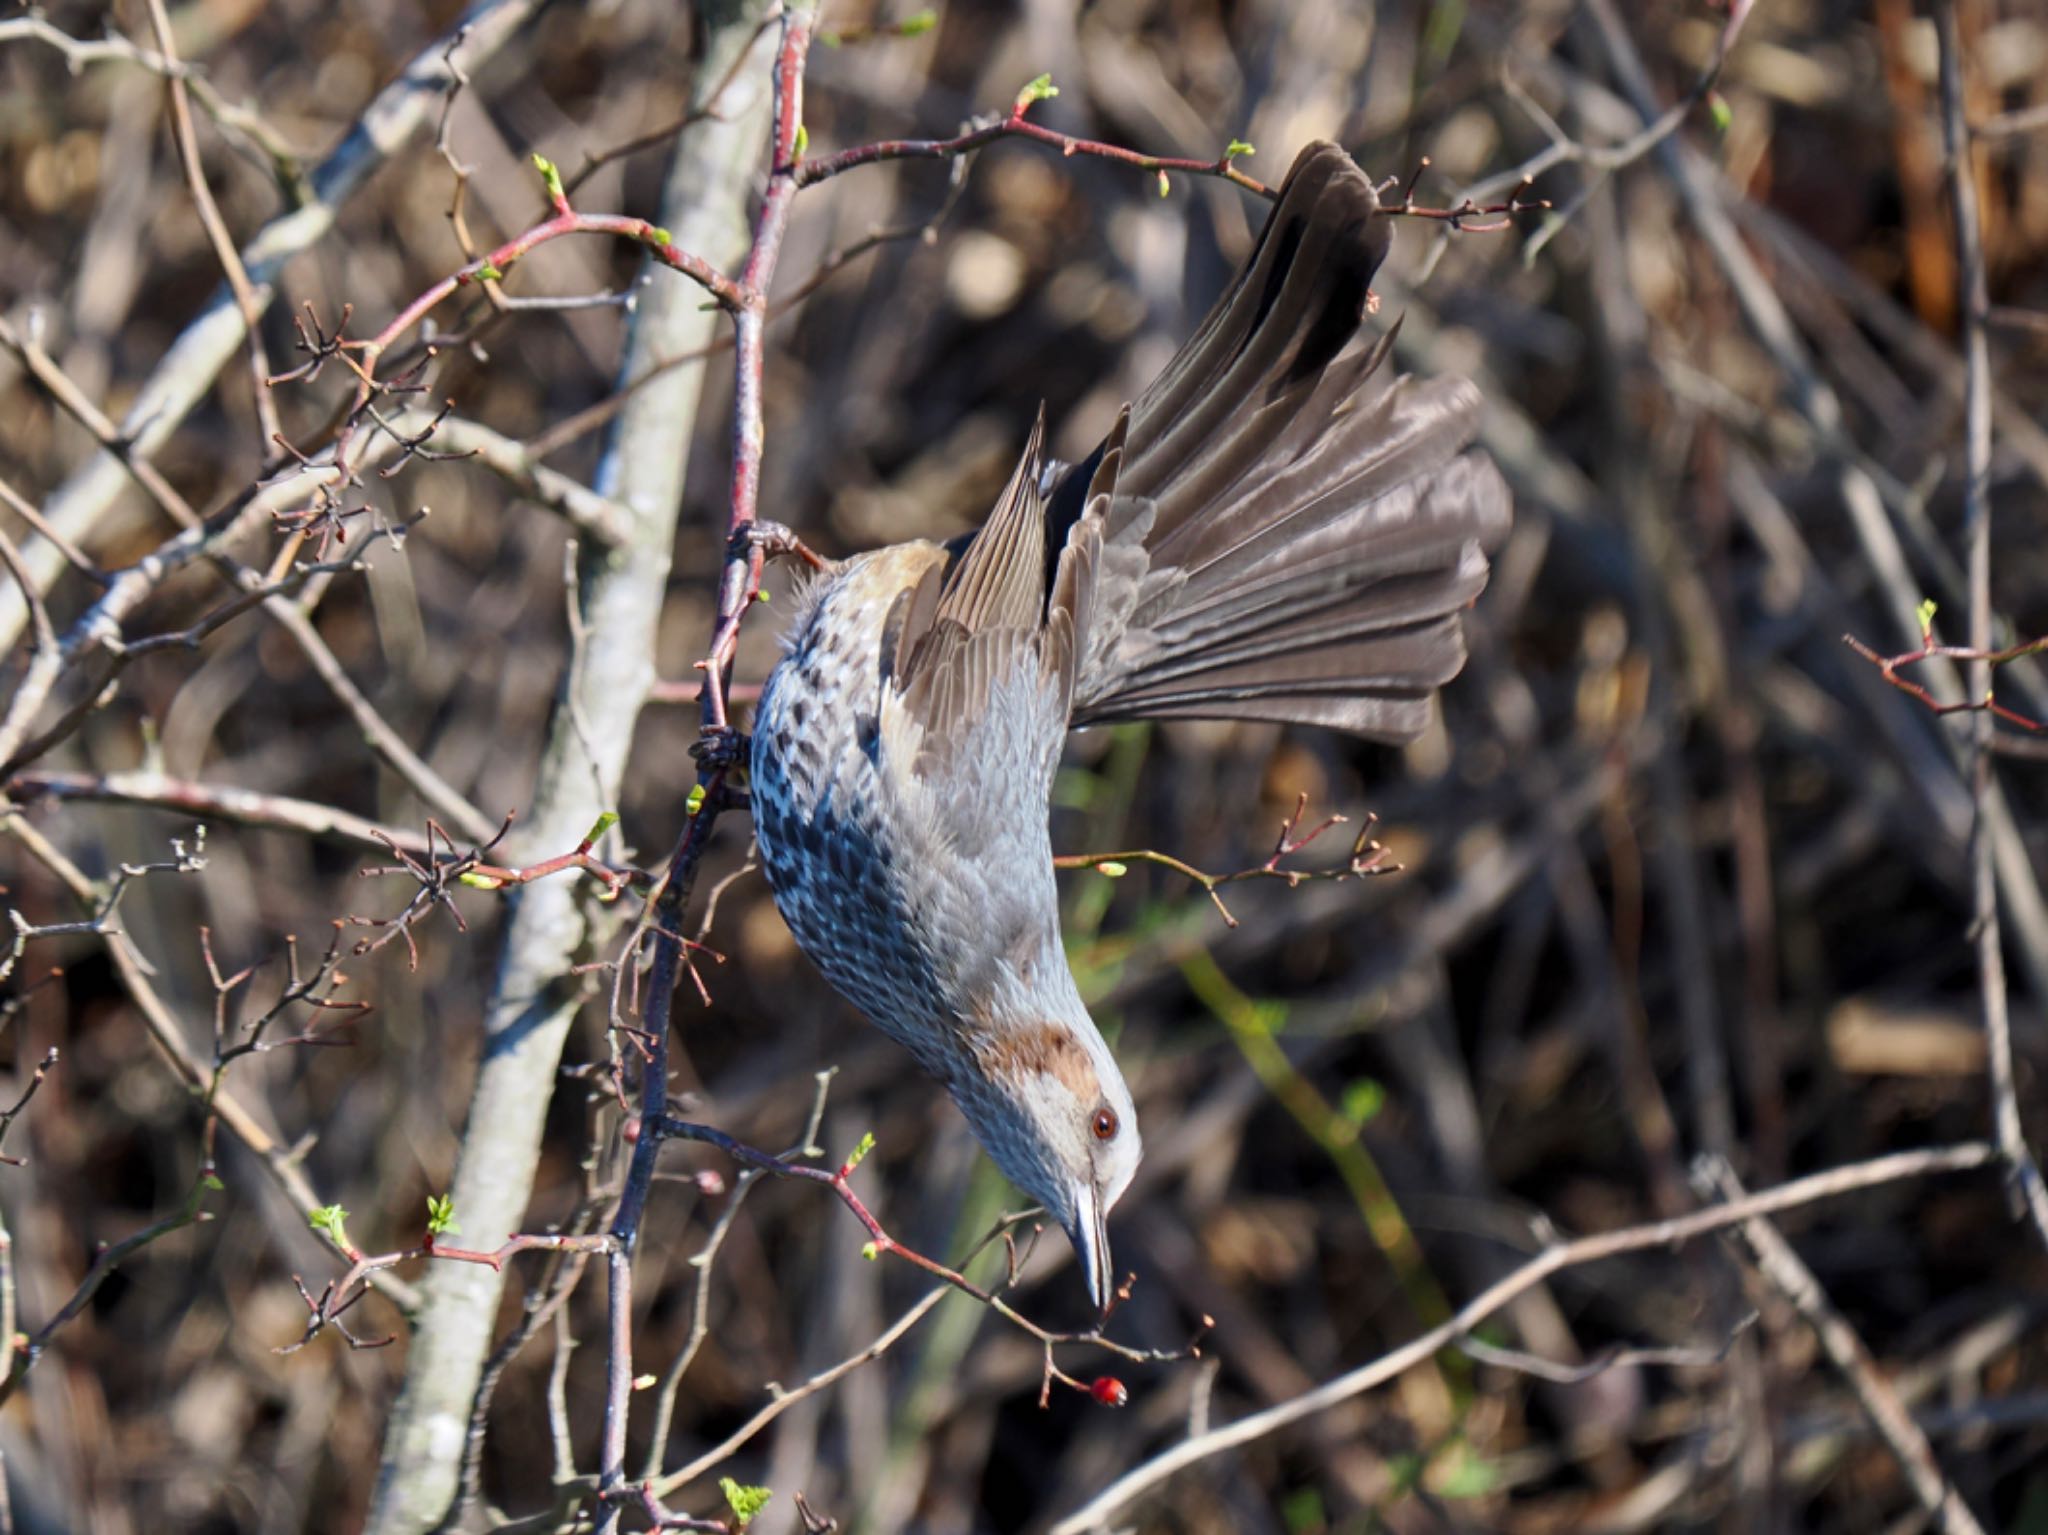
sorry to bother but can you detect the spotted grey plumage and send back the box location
[749,142,1512,1308]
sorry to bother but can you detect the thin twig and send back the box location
[1936,0,2048,1249]
[140,0,284,454]
[1054,796,1397,927]
[1699,1157,1987,1534]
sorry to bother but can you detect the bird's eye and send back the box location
[1092,1107,1119,1141]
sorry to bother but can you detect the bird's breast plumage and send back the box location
[750,544,1073,1084]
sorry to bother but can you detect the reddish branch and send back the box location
[794,80,1274,196]
[349,813,650,969]
[653,1115,1208,1387]
[1843,608,2048,735]
[282,1229,614,1355]
[793,83,1546,233]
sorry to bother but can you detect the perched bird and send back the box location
[749,142,1511,1309]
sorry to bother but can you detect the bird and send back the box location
[747,141,1511,1311]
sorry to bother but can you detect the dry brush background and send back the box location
[2,0,2048,1531]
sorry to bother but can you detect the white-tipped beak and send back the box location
[1067,1186,1114,1313]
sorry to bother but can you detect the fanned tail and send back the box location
[1049,141,1511,742]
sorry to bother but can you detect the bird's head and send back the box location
[951,1011,1141,1313]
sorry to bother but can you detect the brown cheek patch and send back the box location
[970,1021,1100,1102]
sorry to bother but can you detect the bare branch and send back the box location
[1048,1143,2000,1534]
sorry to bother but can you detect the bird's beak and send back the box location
[1067,1185,1114,1314]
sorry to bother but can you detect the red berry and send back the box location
[1090,1376,1128,1408]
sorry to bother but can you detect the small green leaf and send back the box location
[1015,73,1059,111]
[843,1131,877,1172]
[1157,168,1171,198]
[897,9,937,35]
[1917,597,1939,636]
[1224,137,1256,160]
[474,262,503,283]
[530,151,565,202]
[457,870,505,890]
[793,122,809,157]
[861,1240,880,1261]
[720,1478,773,1527]
[309,1204,350,1243]
[1096,860,1128,878]
[584,810,620,845]
[202,1172,226,1192]
[1340,1077,1384,1126]
[1435,1442,1500,1499]
[1706,90,1732,136]
[426,1193,460,1237]
[685,784,708,817]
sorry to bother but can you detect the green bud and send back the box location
[530,152,565,202]
[721,1479,772,1527]
[426,1193,460,1236]
[1015,73,1059,111]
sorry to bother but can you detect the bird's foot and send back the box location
[690,725,751,770]
[736,519,829,572]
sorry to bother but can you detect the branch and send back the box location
[1047,1143,1999,1534]
[365,4,781,1523]
[1937,0,2048,1250]
[652,1119,1198,1371]
[795,76,1272,197]
[0,0,550,653]
[1843,612,2048,736]
[0,812,422,1310]
[1055,795,1397,928]
[1699,1158,1986,1534]
[139,0,284,455]
[1414,0,1757,281]
[2,771,431,856]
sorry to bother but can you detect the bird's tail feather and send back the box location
[1059,141,1510,742]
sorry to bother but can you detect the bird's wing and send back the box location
[880,411,1078,788]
